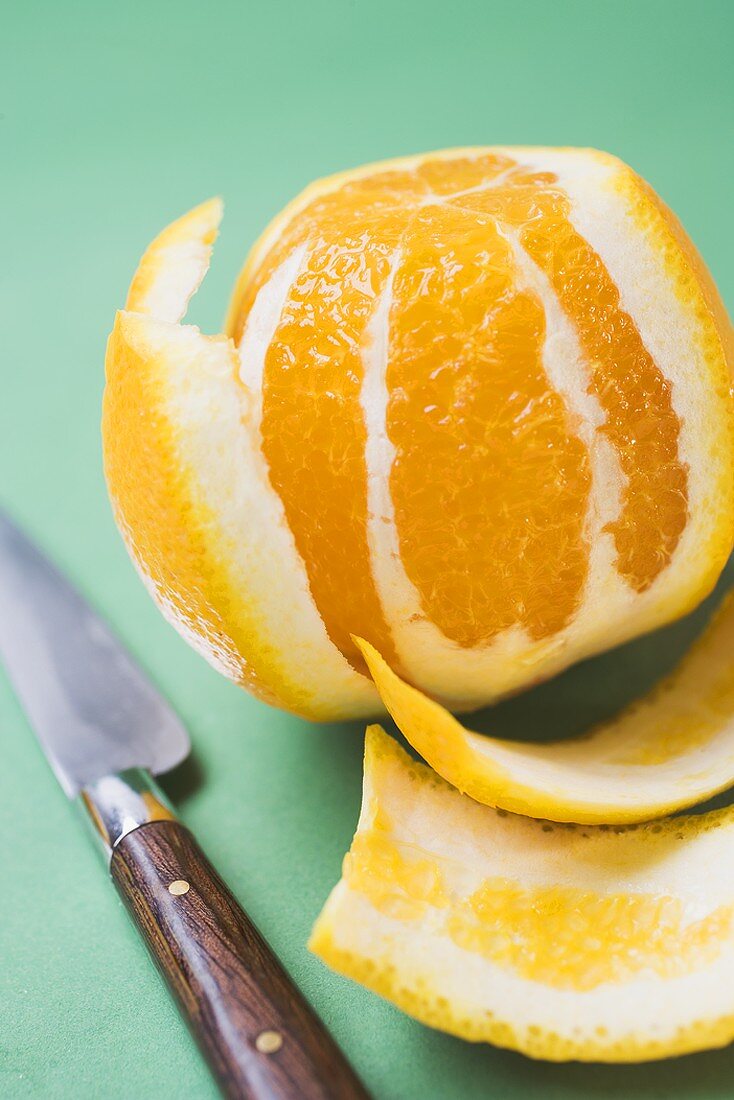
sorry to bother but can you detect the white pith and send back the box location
[132,199,223,324]
[360,252,406,647]
[138,237,214,323]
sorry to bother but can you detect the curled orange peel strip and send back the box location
[353,591,734,824]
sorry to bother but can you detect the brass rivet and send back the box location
[255,1030,283,1054]
[168,879,190,896]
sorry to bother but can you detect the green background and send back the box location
[2,1,733,1096]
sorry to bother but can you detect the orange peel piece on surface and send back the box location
[355,590,734,824]
[311,725,734,1062]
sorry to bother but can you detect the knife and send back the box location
[0,510,369,1100]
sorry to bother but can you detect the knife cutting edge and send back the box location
[0,509,369,1100]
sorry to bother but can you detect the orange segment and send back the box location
[261,231,400,672]
[240,172,429,673]
[414,151,511,195]
[460,179,689,591]
[387,202,591,645]
[517,189,688,590]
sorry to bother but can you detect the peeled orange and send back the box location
[103,148,734,721]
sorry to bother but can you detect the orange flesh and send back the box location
[387,202,591,644]
[462,175,688,590]
[232,154,688,665]
[260,230,399,671]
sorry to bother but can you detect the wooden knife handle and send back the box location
[110,819,370,1100]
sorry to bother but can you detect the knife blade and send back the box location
[0,509,369,1100]
[0,510,189,793]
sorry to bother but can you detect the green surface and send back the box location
[1,1,733,1096]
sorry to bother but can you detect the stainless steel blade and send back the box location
[0,510,189,795]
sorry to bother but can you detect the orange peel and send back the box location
[353,590,734,822]
[311,726,734,1062]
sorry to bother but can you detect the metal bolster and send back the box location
[79,769,177,860]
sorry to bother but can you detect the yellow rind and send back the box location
[103,312,277,705]
[310,726,734,1062]
[126,197,223,322]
